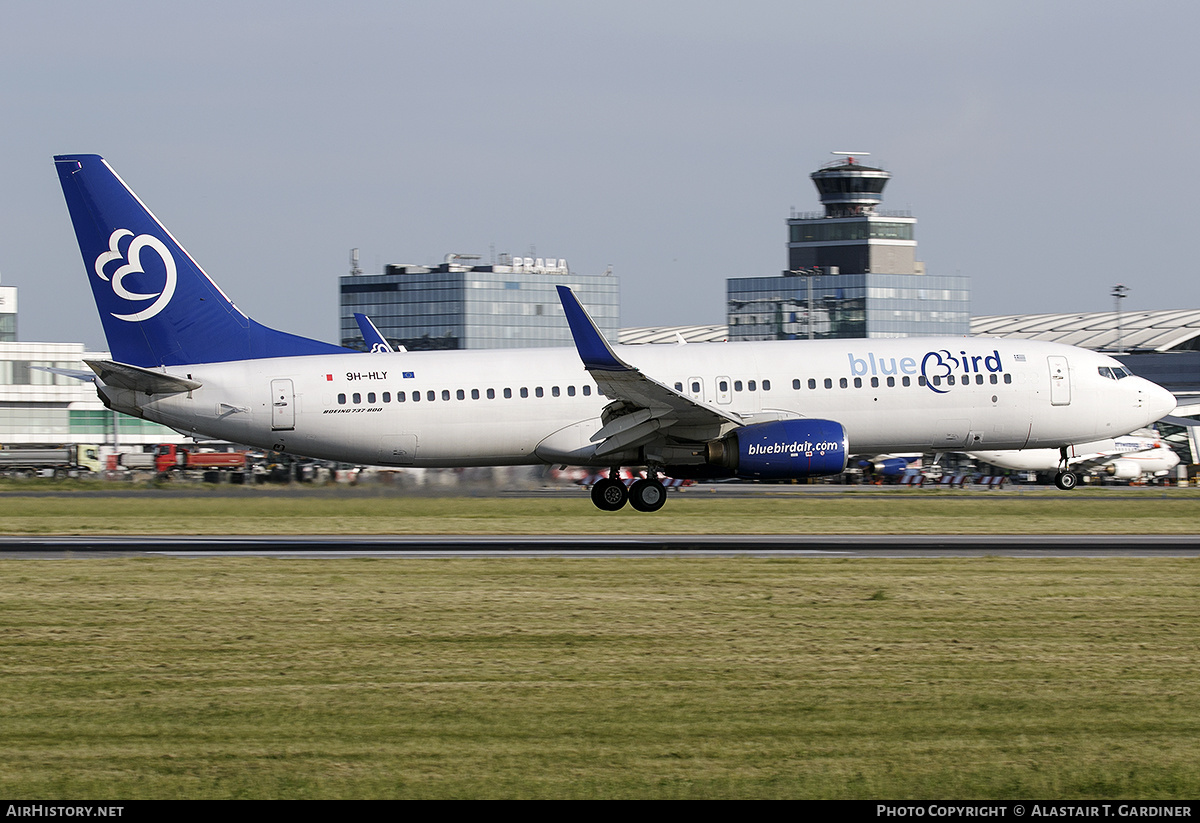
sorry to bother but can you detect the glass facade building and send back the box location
[0,287,17,342]
[340,259,619,350]
[728,273,970,340]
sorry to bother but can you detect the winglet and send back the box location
[556,285,630,372]
[354,313,394,352]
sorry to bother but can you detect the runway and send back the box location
[2,533,1198,557]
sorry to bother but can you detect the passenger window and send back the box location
[487,388,495,399]
[886,377,895,387]
[353,392,361,404]
[382,392,390,403]
[809,379,817,390]
[734,381,743,392]
[902,376,911,387]
[412,391,420,402]
[1004,374,1012,384]
[337,393,346,405]
[583,386,592,396]
[917,377,926,387]
[762,379,770,391]
[471,389,479,400]
[990,374,998,384]
[442,390,451,401]
[748,380,756,391]
[456,389,465,400]
[367,392,376,403]
[824,378,832,389]
[976,374,984,385]
[552,386,560,397]
[397,392,405,402]
[675,382,683,391]
[535,387,544,398]
[504,388,512,399]
[721,380,730,392]
[691,381,700,394]
[792,379,800,390]
[839,378,848,389]
[853,377,862,388]
[567,386,576,396]
[427,390,436,401]
[870,377,879,388]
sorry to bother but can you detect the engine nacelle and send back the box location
[873,457,911,477]
[1105,459,1142,480]
[706,419,848,479]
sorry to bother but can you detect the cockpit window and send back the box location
[1099,365,1133,380]
[1098,366,1114,379]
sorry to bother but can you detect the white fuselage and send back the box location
[971,433,1181,476]
[100,337,1176,469]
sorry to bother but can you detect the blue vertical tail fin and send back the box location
[54,154,347,367]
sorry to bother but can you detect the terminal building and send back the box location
[728,154,969,340]
[339,252,619,351]
[0,284,181,452]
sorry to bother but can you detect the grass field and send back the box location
[2,488,1197,798]
[1,485,1200,534]
[2,556,1199,799]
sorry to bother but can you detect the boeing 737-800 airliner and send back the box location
[53,154,1177,510]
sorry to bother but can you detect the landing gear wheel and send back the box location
[628,478,667,512]
[591,477,628,511]
[1054,471,1078,490]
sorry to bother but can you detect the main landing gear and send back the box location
[1053,446,1079,490]
[590,471,668,512]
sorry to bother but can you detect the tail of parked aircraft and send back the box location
[54,154,347,368]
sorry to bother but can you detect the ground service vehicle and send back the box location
[154,444,248,477]
[0,444,102,477]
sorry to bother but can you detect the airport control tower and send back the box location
[727,152,969,340]
[787,153,918,275]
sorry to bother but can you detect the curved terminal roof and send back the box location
[970,309,1200,353]
[619,325,730,345]
[619,310,1200,353]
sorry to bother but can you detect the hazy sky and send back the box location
[3,1,1198,350]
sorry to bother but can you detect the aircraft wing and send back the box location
[1161,414,1200,427]
[557,286,741,457]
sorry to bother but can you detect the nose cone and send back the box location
[1146,380,1177,421]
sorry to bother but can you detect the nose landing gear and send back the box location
[1053,446,1079,490]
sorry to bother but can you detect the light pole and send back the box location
[1111,284,1129,354]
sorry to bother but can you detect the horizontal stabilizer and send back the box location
[85,359,202,394]
[31,365,96,382]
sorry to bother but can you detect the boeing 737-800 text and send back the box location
[54,154,1177,509]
